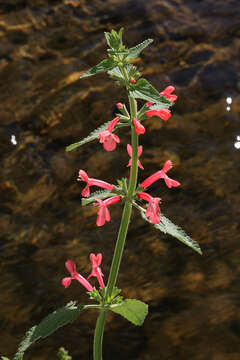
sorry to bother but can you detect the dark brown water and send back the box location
[1,1,240,359]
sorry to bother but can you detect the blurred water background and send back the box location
[0,0,240,359]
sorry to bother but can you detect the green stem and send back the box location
[105,95,138,298]
[93,309,107,360]
[93,64,139,360]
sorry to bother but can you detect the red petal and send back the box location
[65,259,76,276]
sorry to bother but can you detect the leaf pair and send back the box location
[80,38,153,79]
[13,299,148,359]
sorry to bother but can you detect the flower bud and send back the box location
[116,103,124,109]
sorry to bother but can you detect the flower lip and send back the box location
[140,160,180,189]
[78,169,114,197]
[88,253,104,288]
[62,259,93,292]
[160,86,178,102]
[137,192,161,224]
[145,109,171,121]
[94,196,121,227]
[127,144,144,170]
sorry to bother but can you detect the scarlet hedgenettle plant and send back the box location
[12,29,202,360]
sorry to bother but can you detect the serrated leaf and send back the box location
[13,326,36,360]
[130,78,171,106]
[66,120,129,152]
[107,64,133,82]
[13,302,84,360]
[127,39,153,59]
[80,58,116,79]
[107,66,125,81]
[110,299,148,326]
[140,208,202,255]
[82,190,114,206]
[66,120,111,151]
[104,32,113,48]
[147,103,172,110]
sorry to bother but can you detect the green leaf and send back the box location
[13,302,84,360]
[66,120,111,151]
[105,28,124,50]
[82,186,123,206]
[66,120,129,152]
[129,78,172,106]
[110,299,148,326]
[118,27,124,43]
[13,327,36,360]
[127,39,153,59]
[1,357,10,360]
[140,208,202,255]
[80,58,116,79]
[107,66,125,81]
[147,103,172,110]
[81,190,114,206]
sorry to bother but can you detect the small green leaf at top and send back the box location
[104,28,124,50]
[130,78,172,106]
[13,302,84,360]
[110,299,148,326]
[127,39,153,59]
[80,58,116,79]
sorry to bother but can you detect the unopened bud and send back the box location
[116,102,124,109]
[130,77,136,83]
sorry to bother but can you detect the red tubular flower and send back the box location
[160,86,178,102]
[94,196,121,227]
[140,160,181,189]
[126,144,144,170]
[88,253,104,288]
[137,192,161,224]
[98,117,120,151]
[133,118,145,135]
[62,259,94,291]
[77,170,114,197]
[145,108,171,121]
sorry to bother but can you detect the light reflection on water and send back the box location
[10,134,17,145]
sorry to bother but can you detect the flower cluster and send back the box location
[77,86,179,227]
[62,253,104,292]
[98,86,177,148]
